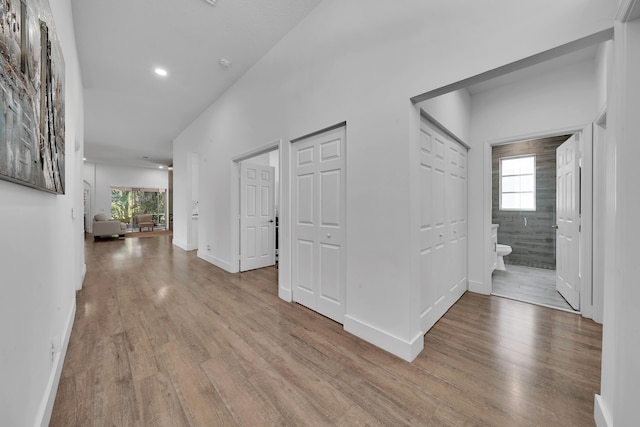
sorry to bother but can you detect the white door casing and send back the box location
[419,116,468,333]
[292,126,346,323]
[556,134,580,310]
[240,163,276,272]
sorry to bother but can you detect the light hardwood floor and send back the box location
[50,235,602,426]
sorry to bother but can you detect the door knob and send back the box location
[327,233,332,238]
[552,224,558,229]
[268,219,274,223]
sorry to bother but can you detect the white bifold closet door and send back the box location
[292,125,346,323]
[418,115,468,333]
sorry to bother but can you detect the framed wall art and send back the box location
[1,0,65,194]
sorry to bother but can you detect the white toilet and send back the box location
[496,244,512,271]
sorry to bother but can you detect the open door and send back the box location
[556,133,580,310]
[240,162,276,272]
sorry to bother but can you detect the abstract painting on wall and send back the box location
[1,0,65,194]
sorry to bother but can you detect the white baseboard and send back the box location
[469,279,490,295]
[594,394,612,427]
[197,251,236,273]
[172,239,188,251]
[35,298,76,427]
[344,315,424,362]
[78,263,86,291]
[278,286,292,302]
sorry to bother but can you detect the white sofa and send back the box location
[92,213,126,238]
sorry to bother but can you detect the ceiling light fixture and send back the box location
[159,166,164,169]
[154,68,168,77]
[219,58,231,68]
[203,0,217,6]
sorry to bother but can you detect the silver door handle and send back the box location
[552,224,558,229]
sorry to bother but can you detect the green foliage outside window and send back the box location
[111,188,166,226]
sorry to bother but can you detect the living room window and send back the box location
[500,155,536,211]
[111,187,167,229]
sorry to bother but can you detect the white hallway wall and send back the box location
[0,0,84,426]
[173,0,616,360]
[83,162,169,231]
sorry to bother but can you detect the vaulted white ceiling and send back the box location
[71,0,322,168]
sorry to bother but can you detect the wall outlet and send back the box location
[207,245,211,251]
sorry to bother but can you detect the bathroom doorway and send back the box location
[490,135,577,311]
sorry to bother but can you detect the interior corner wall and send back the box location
[416,88,471,143]
[596,41,613,112]
[0,0,84,426]
[468,58,599,294]
[172,0,615,359]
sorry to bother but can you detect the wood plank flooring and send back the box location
[50,235,602,426]
[492,264,576,312]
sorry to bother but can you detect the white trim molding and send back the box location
[172,239,188,251]
[278,286,292,302]
[468,279,490,294]
[594,394,612,427]
[344,315,424,362]
[35,298,76,427]
[79,263,87,291]
[197,251,236,273]
[616,0,640,23]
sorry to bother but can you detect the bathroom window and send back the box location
[500,155,536,211]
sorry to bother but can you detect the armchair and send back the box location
[136,214,154,232]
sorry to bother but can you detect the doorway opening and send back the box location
[489,134,578,312]
[411,33,610,322]
[232,142,280,275]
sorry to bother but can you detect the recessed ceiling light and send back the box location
[159,166,164,169]
[219,58,231,68]
[154,68,168,77]
[204,0,217,6]
[83,157,86,161]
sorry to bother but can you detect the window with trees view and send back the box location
[111,187,167,229]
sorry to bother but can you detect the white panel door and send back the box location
[419,116,468,333]
[448,140,467,294]
[556,135,580,310]
[292,126,346,323]
[432,132,448,314]
[240,162,276,272]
